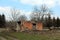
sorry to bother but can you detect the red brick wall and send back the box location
[23,21,32,30]
[20,21,43,31]
[36,22,43,30]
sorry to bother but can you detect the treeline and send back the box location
[0,14,6,28]
[43,15,60,30]
[29,5,60,30]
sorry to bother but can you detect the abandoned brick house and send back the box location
[0,21,43,32]
[17,21,43,31]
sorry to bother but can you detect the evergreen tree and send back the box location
[0,14,6,28]
[0,15,2,27]
[47,15,52,30]
[59,18,60,27]
[52,17,56,27]
[43,17,48,27]
[2,14,6,27]
[56,17,60,28]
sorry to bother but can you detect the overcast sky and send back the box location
[0,0,60,20]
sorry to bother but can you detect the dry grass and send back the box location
[6,30,60,40]
[1,30,60,40]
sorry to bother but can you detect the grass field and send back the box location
[0,30,60,40]
[9,32,60,40]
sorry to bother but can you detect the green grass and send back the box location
[0,32,12,40]
[8,32,60,40]
[0,38,1,40]
[0,32,18,40]
[1,31,60,40]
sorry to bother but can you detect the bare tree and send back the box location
[6,8,21,32]
[10,8,21,22]
[30,6,41,22]
[30,5,53,22]
[19,14,27,21]
[9,9,28,32]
